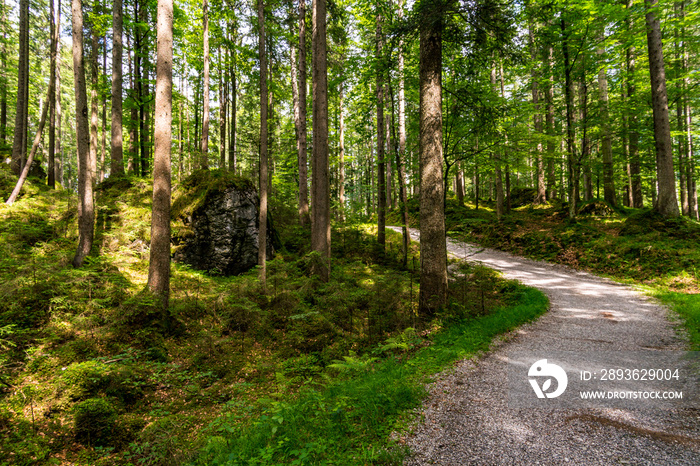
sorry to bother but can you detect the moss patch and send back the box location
[171,169,256,220]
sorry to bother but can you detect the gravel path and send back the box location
[388,227,700,465]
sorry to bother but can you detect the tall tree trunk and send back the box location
[338,80,345,222]
[100,25,107,182]
[580,78,592,201]
[138,0,150,176]
[144,21,152,174]
[293,0,309,225]
[257,0,268,288]
[127,33,137,173]
[456,164,464,205]
[545,39,556,200]
[397,3,410,267]
[499,61,512,213]
[72,0,94,267]
[200,0,210,169]
[229,31,237,173]
[90,9,100,186]
[645,0,679,217]
[311,0,330,281]
[386,93,394,210]
[148,0,173,310]
[626,11,642,208]
[193,84,200,166]
[111,0,124,175]
[621,64,633,207]
[21,30,28,172]
[48,0,58,188]
[598,36,615,206]
[178,82,183,181]
[376,13,386,249]
[419,0,447,317]
[490,62,504,219]
[561,14,578,218]
[134,1,143,174]
[55,30,63,185]
[218,46,226,169]
[11,0,29,175]
[0,0,6,145]
[529,20,545,204]
[676,0,696,218]
[683,3,698,220]
[673,2,687,215]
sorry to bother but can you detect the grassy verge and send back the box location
[193,286,548,465]
[649,290,700,349]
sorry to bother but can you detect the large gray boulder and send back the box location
[172,170,273,276]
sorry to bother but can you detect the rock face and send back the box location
[172,174,273,276]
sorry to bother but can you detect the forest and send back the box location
[0,0,699,464]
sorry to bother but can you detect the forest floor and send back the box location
[390,226,700,465]
[0,170,549,465]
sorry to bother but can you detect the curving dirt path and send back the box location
[388,227,700,465]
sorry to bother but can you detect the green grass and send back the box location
[651,290,700,350]
[194,287,548,465]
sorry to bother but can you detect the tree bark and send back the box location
[178,77,183,181]
[419,0,447,317]
[229,31,237,173]
[90,9,100,186]
[490,62,504,219]
[127,33,137,173]
[138,0,150,176]
[200,0,210,169]
[683,4,698,220]
[580,78,592,202]
[338,80,345,222]
[311,0,330,281]
[0,0,7,145]
[645,0,679,217]
[625,11,642,208]
[397,15,411,268]
[561,14,578,219]
[376,13,386,249]
[111,0,124,175]
[72,0,95,267]
[597,36,615,206]
[48,0,58,188]
[55,30,63,185]
[218,46,226,169]
[100,24,107,182]
[11,0,29,175]
[293,0,310,225]
[148,0,173,310]
[529,21,545,204]
[257,0,268,288]
[545,39,556,200]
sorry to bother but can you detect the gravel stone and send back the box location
[388,227,700,465]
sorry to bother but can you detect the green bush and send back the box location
[61,360,110,401]
[74,397,117,446]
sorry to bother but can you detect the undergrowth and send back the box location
[0,176,548,465]
[194,287,547,465]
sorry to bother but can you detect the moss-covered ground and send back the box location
[0,172,548,465]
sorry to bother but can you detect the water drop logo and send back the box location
[528,359,568,399]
